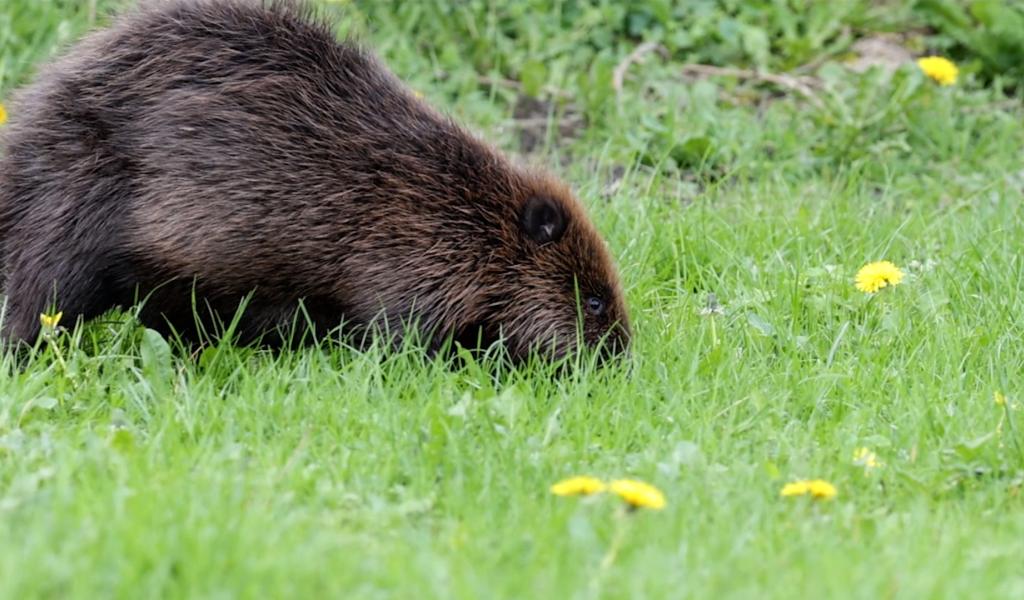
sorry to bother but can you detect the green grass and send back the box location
[2,1,1024,598]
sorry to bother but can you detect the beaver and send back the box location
[0,0,629,362]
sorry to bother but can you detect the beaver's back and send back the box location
[2,1,511,319]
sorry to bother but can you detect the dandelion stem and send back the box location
[599,507,630,570]
[599,520,627,570]
[588,508,631,598]
[46,334,69,376]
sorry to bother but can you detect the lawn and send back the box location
[2,1,1024,598]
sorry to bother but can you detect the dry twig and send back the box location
[612,41,668,94]
[477,75,571,99]
[680,63,825,109]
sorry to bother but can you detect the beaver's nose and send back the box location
[595,323,630,364]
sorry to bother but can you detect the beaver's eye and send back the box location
[585,296,606,317]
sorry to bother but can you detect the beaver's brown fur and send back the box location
[0,0,629,361]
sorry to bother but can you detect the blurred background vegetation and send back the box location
[1,1,1022,189]
[5,1,1024,97]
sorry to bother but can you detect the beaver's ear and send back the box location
[520,196,567,244]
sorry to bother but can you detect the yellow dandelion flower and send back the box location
[807,479,838,500]
[917,56,958,86]
[550,476,606,497]
[780,481,810,497]
[852,447,881,470]
[994,391,1007,406]
[780,479,837,500]
[39,311,63,331]
[609,479,666,510]
[855,260,904,293]
[0,103,7,125]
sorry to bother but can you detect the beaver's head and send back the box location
[451,173,630,363]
